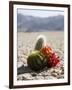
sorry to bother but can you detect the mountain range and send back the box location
[17,13,64,32]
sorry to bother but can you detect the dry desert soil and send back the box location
[17,31,64,80]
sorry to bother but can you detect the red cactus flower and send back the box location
[47,53,60,68]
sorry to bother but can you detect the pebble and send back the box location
[21,73,34,80]
[20,58,27,64]
[35,76,44,80]
[51,72,58,77]
[17,61,24,68]
[44,76,57,79]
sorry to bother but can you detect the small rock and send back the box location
[22,73,34,80]
[44,76,57,80]
[20,58,27,64]
[57,75,64,79]
[35,76,44,80]
[51,72,58,77]
[17,61,24,68]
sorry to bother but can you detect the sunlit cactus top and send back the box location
[34,35,47,50]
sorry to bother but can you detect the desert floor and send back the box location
[17,31,64,80]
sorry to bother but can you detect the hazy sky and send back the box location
[17,9,64,18]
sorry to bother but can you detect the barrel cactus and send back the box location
[27,51,47,71]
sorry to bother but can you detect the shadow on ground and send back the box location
[17,65,33,75]
[17,64,50,75]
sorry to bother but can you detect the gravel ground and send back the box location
[17,31,64,80]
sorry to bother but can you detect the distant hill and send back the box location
[17,13,64,32]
